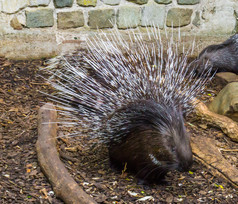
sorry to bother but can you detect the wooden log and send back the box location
[192,100,238,188]
[195,100,238,142]
[191,137,238,189]
[36,103,96,204]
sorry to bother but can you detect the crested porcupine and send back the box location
[44,28,212,183]
[196,34,238,75]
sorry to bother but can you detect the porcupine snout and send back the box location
[174,127,193,172]
[177,146,193,172]
[166,109,193,173]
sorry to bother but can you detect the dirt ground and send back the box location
[0,57,237,203]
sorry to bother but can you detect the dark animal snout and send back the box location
[178,159,193,172]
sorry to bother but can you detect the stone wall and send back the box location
[0,0,238,59]
[0,0,237,33]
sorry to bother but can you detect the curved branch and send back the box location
[195,100,238,142]
[36,103,96,204]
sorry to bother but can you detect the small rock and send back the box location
[215,72,238,86]
[10,16,23,30]
[208,82,238,122]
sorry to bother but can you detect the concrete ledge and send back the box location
[0,29,230,60]
[0,31,59,60]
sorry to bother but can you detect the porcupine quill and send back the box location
[42,26,212,183]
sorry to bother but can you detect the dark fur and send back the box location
[197,34,238,74]
[106,100,193,183]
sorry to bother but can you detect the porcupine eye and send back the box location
[171,146,176,153]
[166,137,176,154]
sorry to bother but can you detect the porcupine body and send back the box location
[196,34,238,74]
[46,28,211,183]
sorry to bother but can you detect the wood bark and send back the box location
[191,137,238,189]
[36,103,96,204]
[195,100,238,142]
[192,100,238,188]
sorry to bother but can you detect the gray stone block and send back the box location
[26,8,54,28]
[57,11,84,29]
[126,0,148,5]
[77,0,97,7]
[54,0,73,8]
[154,0,172,4]
[141,4,165,28]
[117,6,141,29]
[88,9,115,29]
[177,0,200,5]
[102,0,121,5]
[166,8,193,27]
[29,0,51,6]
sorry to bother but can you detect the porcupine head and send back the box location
[195,34,238,75]
[45,27,212,183]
